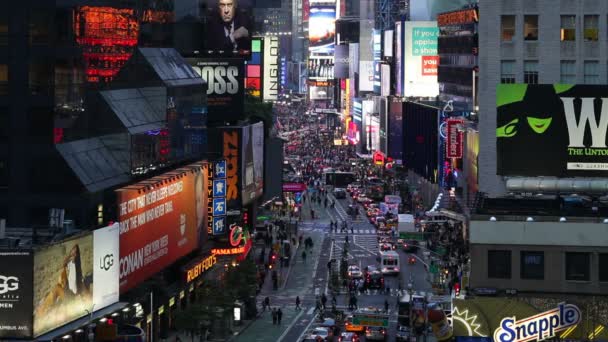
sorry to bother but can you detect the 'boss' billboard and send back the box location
[0,250,33,339]
[497,84,608,177]
[188,58,244,123]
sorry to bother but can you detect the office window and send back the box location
[600,254,608,282]
[524,15,538,40]
[0,8,7,45]
[501,15,515,41]
[520,251,544,279]
[0,158,7,188]
[0,64,6,96]
[488,250,511,279]
[565,252,590,281]
[584,15,599,41]
[524,61,539,84]
[584,61,600,84]
[501,61,516,84]
[29,8,50,45]
[29,63,52,95]
[560,61,576,84]
[561,15,576,41]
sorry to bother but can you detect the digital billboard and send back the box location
[381,64,391,97]
[334,44,350,79]
[188,58,245,123]
[116,163,204,292]
[310,86,332,100]
[373,30,382,94]
[241,123,264,204]
[251,122,265,199]
[245,38,263,98]
[208,160,228,236]
[388,98,404,162]
[384,30,394,57]
[410,0,470,21]
[93,223,120,311]
[221,128,243,210]
[33,234,94,337]
[309,57,334,79]
[263,36,279,101]
[402,21,439,97]
[309,5,336,55]
[395,21,403,95]
[497,84,608,177]
[0,250,33,339]
[202,0,254,58]
[359,60,374,92]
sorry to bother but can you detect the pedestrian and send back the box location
[263,296,270,311]
[351,225,354,234]
[272,308,277,325]
[384,299,389,313]
[295,296,301,310]
[277,308,283,325]
[302,250,307,263]
[321,293,327,309]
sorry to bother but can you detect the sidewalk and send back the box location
[231,307,302,342]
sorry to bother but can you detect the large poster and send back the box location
[388,99,404,161]
[0,250,33,339]
[117,164,202,292]
[263,36,279,101]
[221,128,243,210]
[202,0,253,58]
[359,60,374,92]
[497,84,608,177]
[373,30,382,94]
[251,122,265,199]
[395,21,403,95]
[309,5,336,54]
[188,58,245,123]
[402,21,439,97]
[334,44,349,79]
[33,234,94,337]
[93,223,120,311]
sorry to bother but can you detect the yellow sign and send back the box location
[185,254,217,283]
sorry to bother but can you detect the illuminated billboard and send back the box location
[309,5,336,55]
[245,38,263,98]
[359,60,374,92]
[410,0,471,21]
[241,123,264,204]
[395,21,403,95]
[33,234,94,337]
[402,21,439,97]
[116,162,204,292]
[0,250,33,339]
[202,0,253,58]
[381,64,391,96]
[93,223,120,311]
[334,44,350,78]
[263,36,279,101]
[373,30,382,94]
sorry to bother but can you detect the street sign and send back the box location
[352,313,389,327]
[399,232,424,241]
[429,264,439,274]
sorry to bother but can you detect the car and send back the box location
[334,188,347,199]
[370,215,385,225]
[344,315,365,333]
[347,183,361,193]
[364,265,379,277]
[357,194,370,203]
[365,271,385,289]
[348,265,363,279]
[338,332,360,342]
[367,208,380,218]
[310,327,331,341]
[365,326,387,341]
[379,242,395,252]
[395,325,411,341]
[301,336,324,342]
[402,239,419,253]
[360,198,374,208]
[375,217,388,229]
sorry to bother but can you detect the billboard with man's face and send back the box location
[0,250,33,339]
[202,0,253,58]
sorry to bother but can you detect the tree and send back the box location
[174,306,208,342]
[224,259,259,318]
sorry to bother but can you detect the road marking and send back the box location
[307,307,315,315]
[277,308,306,342]
[412,253,429,267]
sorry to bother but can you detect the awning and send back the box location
[34,302,129,342]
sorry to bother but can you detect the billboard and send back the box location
[359,60,374,92]
[202,0,253,58]
[263,36,279,101]
[381,64,391,97]
[93,223,120,311]
[388,98,404,161]
[353,98,363,122]
[208,160,228,236]
[245,38,263,98]
[241,123,264,204]
[446,118,464,159]
[384,30,394,57]
[402,21,439,97]
[220,128,243,209]
[189,58,245,123]
[334,44,350,78]
[33,234,94,337]
[373,30,382,94]
[410,0,471,21]
[310,86,332,100]
[497,84,608,177]
[395,21,403,95]
[309,5,336,55]
[0,250,33,339]
[117,163,203,292]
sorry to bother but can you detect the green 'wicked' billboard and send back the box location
[497,84,608,177]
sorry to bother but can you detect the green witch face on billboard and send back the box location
[495,84,608,177]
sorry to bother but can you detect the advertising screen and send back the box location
[353,98,362,122]
[251,122,265,199]
[310,86,332,100]
[188,58,245,123]
[117,163,203,292]
[309,57,334,79]
[220,128,243,210]
[263,36,279,101]
[93,223,120,311]
[373,31,382,94]
[241,123,264,204]
[381,64,391,97]
[0,250,33,339]
[409,0,470,21]
[202,0,254,59]
[359,60,374,92]
[388,98,404,161]
[245,38,263,98]
[402,21,439,97]
[309,5,336,54]
[395,21,403,95]
[334,44,349,79]
[384,30,394,57]
[33,234,94,337]
[497,84,608,177]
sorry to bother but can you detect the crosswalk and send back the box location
[298,224,378,236]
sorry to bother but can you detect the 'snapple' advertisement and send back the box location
[117,163,203,293]
[0,250,33,339]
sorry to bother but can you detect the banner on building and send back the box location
[0,250,33,339]
[402,21,439,97]
[446,118,464,159]
[93,223,120,311]
[334,44,350,78]
[263,36,279,101]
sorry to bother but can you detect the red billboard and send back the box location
[282,182,307,192]
[117,162,206,293]
[446,119,464,159]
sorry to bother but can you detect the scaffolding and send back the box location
[375,0,409,32]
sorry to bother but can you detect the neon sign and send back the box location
[185,254,217,283]
[493,303,581,342]
[229,224,244,247]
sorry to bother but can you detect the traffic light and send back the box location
[454,282,461,296]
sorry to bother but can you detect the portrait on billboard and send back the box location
[497,84,608,177]
[33,234,94,337]
[203,0,253,56]
[309,5,336,54]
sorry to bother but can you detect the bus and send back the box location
[379,250,400,275]
[324,171,356,188]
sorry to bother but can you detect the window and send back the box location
[501,60,516,84]
[565,252,590,281]
[0,7,7,45]
[0,64,6,96]
[561,15,576,41]
[520,251,544,279]
[29,63,52,95]
[0,158,7,188]
[488,250,511,279]
[560,61,576,84]
[29,8,50,45]
[524,15,538,40]
[584,15,599,41]
[524,61,539,84]
[600,254,608,282]
[501,15,515,41]
[584,61,600,84]
[0,107,7,142]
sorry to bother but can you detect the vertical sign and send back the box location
[373,30,382,94]
[263,36,279,101]
[446,118,464,159]
[395,21,402,95]
[245,38,263,98]
[223,129,241,210]
[93,223,120,311]
[210,160,227,235]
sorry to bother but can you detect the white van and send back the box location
[379,250,400,275]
